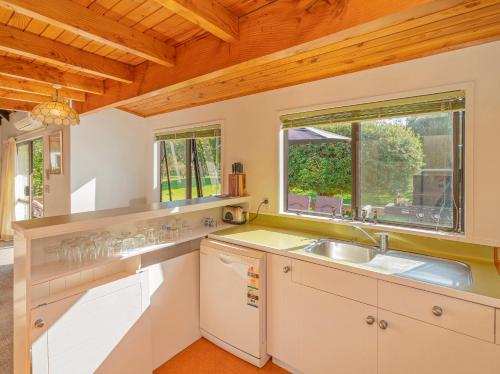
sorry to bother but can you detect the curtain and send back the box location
[0,138,16,240]
[280,90,465,129]
[155,124,221,141]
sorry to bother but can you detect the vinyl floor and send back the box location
[154,338,289,374]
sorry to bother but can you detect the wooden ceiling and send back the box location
[0,0,498,117]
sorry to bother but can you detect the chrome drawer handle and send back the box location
[34,319,45,329]
[365,316,375,325]
[283,266,291,273]
[379,320,388,330]
[432,306,443,317]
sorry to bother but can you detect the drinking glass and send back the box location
[180,221,192,235]
[157,225,170,244]
[94,237,108,258]
[170,227,180,241]
[145,228,156,246]
[107,234,126,256]
[133,234,146,248]
[60,239,76,264]
[68,243,82,265]
[81,240,97,264]
[122,237,136,254]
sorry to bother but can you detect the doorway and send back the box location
[15,138,44,220]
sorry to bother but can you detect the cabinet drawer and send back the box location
[291,259,377,305]
[379,281,495,342]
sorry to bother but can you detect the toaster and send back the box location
[222,205,247,224]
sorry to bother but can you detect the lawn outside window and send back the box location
[281,91,465,233]
[156,125,222,202]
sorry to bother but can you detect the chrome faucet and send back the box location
[351,226,389,253]
[351,226,378,246]
[378,232,389,253]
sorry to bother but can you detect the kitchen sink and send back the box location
[304,239,377,263]
[303,238,473,289]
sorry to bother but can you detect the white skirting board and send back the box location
[200,329,270,368]
[272,357,303,374]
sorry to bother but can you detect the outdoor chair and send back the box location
[288,194,311,212]
[314,195,343,216]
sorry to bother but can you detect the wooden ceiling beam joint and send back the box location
[0,97,36,111]
[0,89,48,103]
[155,0,239,42]
[0,0,176,66]
[0,55,104,94]
[0,23,134,82]
[0,75,86,101]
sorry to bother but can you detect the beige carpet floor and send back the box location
[0,241,13,374]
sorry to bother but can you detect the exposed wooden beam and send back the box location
[0,75,86,102]
[134,3,500,114]
[0,23,134,82]
[123,19,500,116]
[79,0,500,114]
[0,55,103,94]
[0,98,36,111]
[0,0,175,66]
[154,0,238,42]
[0,89,48,103]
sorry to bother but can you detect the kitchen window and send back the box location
[156,125,222,202]
[281,91,465,232]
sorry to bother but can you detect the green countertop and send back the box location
[209,222,500,307]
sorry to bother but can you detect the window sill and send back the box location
[277,210,467,243]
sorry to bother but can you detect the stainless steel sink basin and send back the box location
[304,239,377,263]
[303,238,473,289]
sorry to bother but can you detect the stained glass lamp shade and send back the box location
[31,87,80,126]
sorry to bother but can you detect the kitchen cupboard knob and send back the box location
[378,320,388,330]
[432,306,443,317]
[365,316,375,325]
[34,319,44,329]
[283,266,291,273]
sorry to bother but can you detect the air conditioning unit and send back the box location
[13,114,44,132]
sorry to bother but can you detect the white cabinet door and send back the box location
[296,284,378,374]
[31,272,151,374]
[147,251,201,369]
[378,310,500,374]
[266,254,300,369]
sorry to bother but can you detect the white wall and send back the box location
[145,41,500,246]
[71,109,148,213]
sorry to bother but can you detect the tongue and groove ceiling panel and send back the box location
[0,0,497,116]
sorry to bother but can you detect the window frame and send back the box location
[156,122,223,203]
[281,111,465,233]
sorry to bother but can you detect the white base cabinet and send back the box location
[267,254,377,374]
[297,284,377,374]
[31,272,151,374]
[146,250,201,369]
[30,248,202,374]
[378,310,500,374]
[266,254,300,369]
[266,253,500,374]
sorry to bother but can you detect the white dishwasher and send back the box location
[200,239,270,367]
